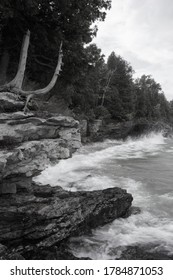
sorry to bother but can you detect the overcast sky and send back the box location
[93,0,173,100]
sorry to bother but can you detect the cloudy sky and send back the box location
[93,0,173,100]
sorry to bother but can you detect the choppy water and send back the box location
[35,132,173,259]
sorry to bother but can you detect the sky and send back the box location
[93,0,173,100]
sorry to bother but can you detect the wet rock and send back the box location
[117,245,173,260]
[24,243,90,260]
[123,206,141,218]
[0,243,24,260]
[0,182,133,259]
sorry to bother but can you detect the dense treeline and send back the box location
[69,49,172,123]
[0,0,172,123]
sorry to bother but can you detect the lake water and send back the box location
[35,132,173,259]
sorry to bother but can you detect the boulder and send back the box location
[0,182,133,259]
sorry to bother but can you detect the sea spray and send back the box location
[34,132,166,189]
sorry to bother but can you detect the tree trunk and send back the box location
[101,70,113,106]
[0,50,9,85]
[0,30,30,91]
[9,30,30,89]
[0,30,63,114]
[14,42,63,97]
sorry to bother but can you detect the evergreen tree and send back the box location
[134,75,170,121]
[104,52,134,120]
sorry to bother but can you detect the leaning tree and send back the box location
[0,29,63,112]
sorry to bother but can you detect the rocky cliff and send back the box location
[0,92,81,194]
[0,92,133,259]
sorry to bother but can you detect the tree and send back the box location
[68,44,106,117]
[0,29,63,113]
[0,1,112,112]
[107,51,117,71]
[0,0,111,87]
[103,52,135,120]
[134,75,170,121]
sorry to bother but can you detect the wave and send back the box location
[34,132,166,189]
[68,175,173,259]
[33,131,173,259]
[69,210,173,259]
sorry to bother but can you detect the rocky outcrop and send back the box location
[88,119,103,136]
[0,112,80,147]
[79,119,88,138]
[0,92,134,260]
[0,182,133,259]
[86,119,173,142]
[0,93,81,194]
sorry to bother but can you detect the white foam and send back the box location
[33,132,173,259]
[69,211,173,259]
[34,132,166,188]
[159,192,173,200]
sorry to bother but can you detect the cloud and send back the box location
[93,0,173,100]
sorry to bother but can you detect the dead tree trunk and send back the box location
[23,42,63,113]
[19,41,63,97]
[0,30,63,113]
[0,30,30,91]
[10,30,30,89]
[101,70,114,106]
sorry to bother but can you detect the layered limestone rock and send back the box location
[0,112,80,147]
[0,93,81,194]
[0,182,133,259]
[0,92,134,260]
[0,92,24,112]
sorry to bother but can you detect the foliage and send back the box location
[68,44,106,117]
[0,1,172,124]
[134,75,170,121]
[0,0,111,83]
[102,52,135,120]
[94,105,111,120]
